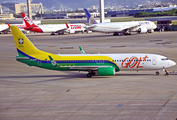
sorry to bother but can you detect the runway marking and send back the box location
[168,39,176,40]
[150,40,163,42]
[60,47,74,49]
[0,102,177,108]
[111,45,127,48]
[116,104,124,107]
[156,41,174,45]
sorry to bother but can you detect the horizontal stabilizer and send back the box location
[16,56,29,60]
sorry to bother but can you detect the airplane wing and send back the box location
[0,27,10,33]
[55,28,68,33]
[84,25,97,29]
[54,22,69,33]
[48,55,110,71]
[69,66,109,70]
[121,25,140,32]
[55,65,110,71]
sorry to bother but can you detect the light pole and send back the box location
[27,0,32,20]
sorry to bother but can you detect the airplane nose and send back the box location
[170,60,176,67]
[154,24,157,29]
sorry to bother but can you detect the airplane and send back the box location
[0,24,10,34]
[65,22,87,34]
[84,8,157,35]
[9,25,176,77]
[0,22,29,34]
[21,12,87,35]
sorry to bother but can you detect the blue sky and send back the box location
[0,0,33,4]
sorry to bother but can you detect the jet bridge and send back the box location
[145,16,177,31]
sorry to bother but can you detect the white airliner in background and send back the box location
[21,12,87,35]
[0,22,28,34]
[84,8,157,35]
[0,24,10,34]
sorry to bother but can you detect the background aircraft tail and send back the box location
[10,25,39,56]
[84,8,98,25]
[21,12,38,28]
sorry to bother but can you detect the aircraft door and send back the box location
[152,56,156,65]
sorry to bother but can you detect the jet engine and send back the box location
[138,26,148,33]
[98,67,115,76]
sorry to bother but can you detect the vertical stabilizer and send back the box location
[84,8,98,25]
[10,25,39,56]
[21,12,38,27]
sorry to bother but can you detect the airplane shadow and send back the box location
[0,73,86,79]
[115,73,155,76]
[0,73,162,84]
[0,73,156,79]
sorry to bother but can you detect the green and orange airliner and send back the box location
[10,25,176,77]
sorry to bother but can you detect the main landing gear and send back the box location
[86,71,96,78]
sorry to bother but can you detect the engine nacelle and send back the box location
[98,67,115,76]
[69,29,76,34]
[148,29,154,33]
[138,26,148,33]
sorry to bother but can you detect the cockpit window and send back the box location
[161,58,168,61]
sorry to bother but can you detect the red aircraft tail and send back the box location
[65,22,69,28]
[21,12,38,27]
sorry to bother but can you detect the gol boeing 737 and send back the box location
[10,25,175,77]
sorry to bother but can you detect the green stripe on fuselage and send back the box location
[16,51,120,72]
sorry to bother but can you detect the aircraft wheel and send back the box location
[118,33,122,36]
[51,32,55,35]
[91,71,96,76]
[87,73,92,78]
[156,72,159,75]
[113,33,118,36]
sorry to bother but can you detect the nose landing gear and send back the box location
[156,71,160,75]
[156,68,168,76]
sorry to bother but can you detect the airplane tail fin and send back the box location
[10,25,40,57]
[65,22,69,28]
[21,12,38,27]
[84,8,98,25]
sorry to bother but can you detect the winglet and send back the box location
[65,22,69,28]
[79,46,86,54]
[48,55,60,68]
[7,23,10,28]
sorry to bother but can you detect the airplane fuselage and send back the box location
[17,50,175,72]
[87,21,157,33]
[25,24,86,33]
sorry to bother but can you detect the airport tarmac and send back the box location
[0,32,177,120]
